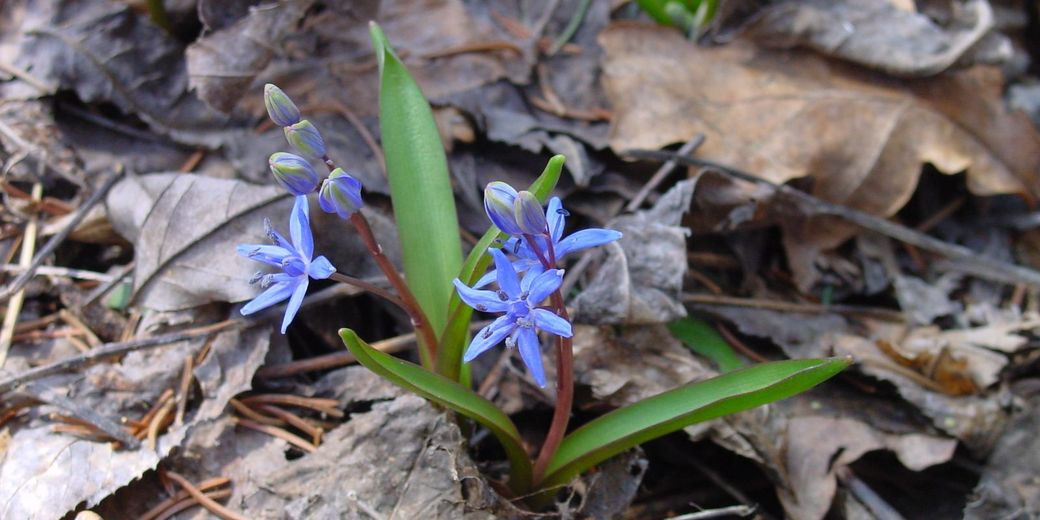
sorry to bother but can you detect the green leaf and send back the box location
[435,155,566,380]
[667,317,745,372]
[540,357,849,488]
[369,23,463,364]
[340,328,533,494]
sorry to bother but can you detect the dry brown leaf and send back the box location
[779,416,956,520]
[600,23,1035,289]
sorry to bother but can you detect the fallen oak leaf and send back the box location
[600,23,1033,289]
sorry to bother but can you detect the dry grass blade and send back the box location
[153,489,232,520]
[238,394,342,417]
[233,417,318,453]
[138,477,229,520]
[163,472,247,520]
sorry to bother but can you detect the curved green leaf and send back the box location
[541,357,849,488]
[435,155,565,380]
[369,23,462,366]
[667,317,745,372]
[340,328,533,494]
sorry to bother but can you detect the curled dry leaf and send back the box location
[778,416,957,520]
[964,398,1040,519]
[107,173,289,311]
[571,180,694,325]
[740,0,1008,77]
[600,22,1034,289]
[186,1,312,113]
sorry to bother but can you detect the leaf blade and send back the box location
[340,328,533,494]
[369,24,463,354]
[541,357,849,488]
[667,317,745,372]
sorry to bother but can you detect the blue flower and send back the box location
[236,196,335,333]
[475,196,622,287]
[318,168,364,219]
[453,249,572,387]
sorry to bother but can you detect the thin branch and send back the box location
[626,148,1040,287]
[0,167,125,302]
[0,320,240,394]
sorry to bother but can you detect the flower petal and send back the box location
[307,255,336,279]
[527,269,563,304]
[555,228,622,258]
[530,308,572,337]
[240,280,295,315]
[546,197,566,243]
[490,249,521,297]
[280,277,309,333]
[289,195,313,258]
[519,263,546,293]
[473,269,497,289]
[517,328,546,387]
[236,244,292,267]
[453,279,510,313]
[463,317,515,362]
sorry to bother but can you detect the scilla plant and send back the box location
[238,22,848,507]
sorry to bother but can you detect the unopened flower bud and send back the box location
[514,191,548,235]
[319,168,364,219]
[269,152,319,196]
[264,84,301,127]
[284,120,326,158]
[484,181,523,235]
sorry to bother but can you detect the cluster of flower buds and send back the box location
[264,84,363,219]
[455,182,622,385]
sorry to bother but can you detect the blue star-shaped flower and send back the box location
[476,196,622,287]
[454,249,572,386]
[236,196,335,333]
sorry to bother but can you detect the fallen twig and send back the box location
[626,148,1040,287]
[0,320,240,395]
[665,504,757,520]
[21,381,139,448]
[0,182,42,367]
[0,167,125,303]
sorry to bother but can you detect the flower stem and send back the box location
[328,272,407,310]
[348,212,438,366]
[532,289,573,485]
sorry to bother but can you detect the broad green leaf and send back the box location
[340,328,533,494]
[667,317,745,372]
[435,155,565,380]
[540,358,849,488]
[370,23,462,365]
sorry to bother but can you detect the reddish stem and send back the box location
[349,212,438,364]
[532,289,572,485]
[527,233,571,485]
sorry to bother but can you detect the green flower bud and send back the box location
[269,152,319,196]
[284,120,326,158]
[264,84,301,127]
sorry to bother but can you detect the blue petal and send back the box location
[473,269,497,289]
[453,279,510,313]
[546,197,566,243]
[463,317,515,362]
[308,256,336,279]
[527,268,562,304]
[519,263,546,293]
[237,244,292,267]
[241,280,296,315]
[555,229,622,258]
[281,277,309,333]
[530,308,572,337]
[490,249,521,298]
[517,328,545,387]
[289,196,313,259]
